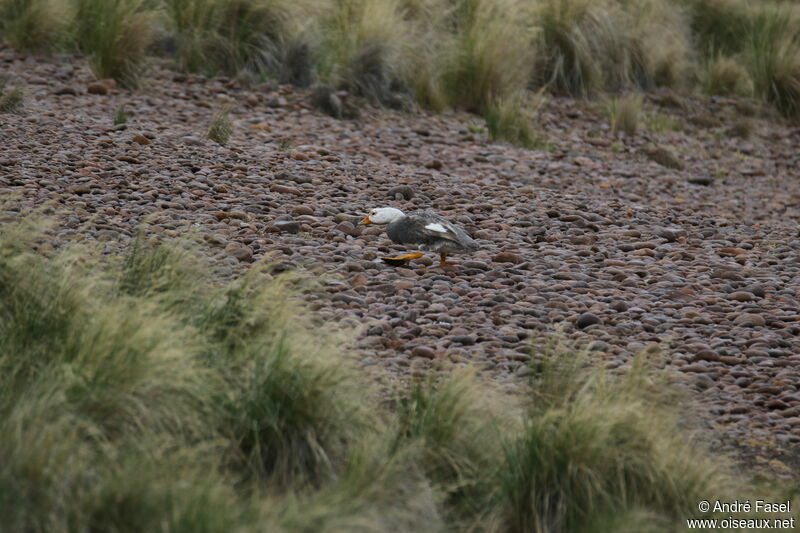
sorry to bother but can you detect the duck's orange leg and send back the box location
[383,251,424,261]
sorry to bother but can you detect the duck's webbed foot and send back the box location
[383,251,424,261]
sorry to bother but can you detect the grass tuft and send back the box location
[491,348,729,533]
[442,0,535,113]
[745,9,800,118]
[0,0,64,51]
[606,93,642,136]
[681,0,752,56]
[207,107,233,144]
[317,0,409,107]
[164,0,301,77]
[645,110,683,133]
[390,369,518,524]
[0,84,25,113]
[485,95,548,149]
[113,104,129,124]
[704,55,754,96]
[71,0,156,88]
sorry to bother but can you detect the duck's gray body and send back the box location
[386,211,479,254]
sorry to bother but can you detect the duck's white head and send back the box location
[360,207,405,225]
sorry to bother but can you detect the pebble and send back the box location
[492,252,523,264]
[412,345,436,359]
[291,205,314,215]
[270,184,301,195]
[451,335,476,346]
[270,220,301,233]
[131,134,152,146]
[87,81,110,95]
[576,312,602,329]
[54,85,78,96]
[387,185,414,200]
[733,313,766,327]
[224,244,253,263]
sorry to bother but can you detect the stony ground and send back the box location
[2,48,800,474]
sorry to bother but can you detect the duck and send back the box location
[359,207,480,267]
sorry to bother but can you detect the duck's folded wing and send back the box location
[406,212,465,244]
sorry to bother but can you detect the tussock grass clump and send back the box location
[687,0,800,117]
[681,0,752,55]
[0,84,24,113]
[704,55,754,96]
[491,350,729,533]
[2,0,800,120]
[529,0,691,96]
[71,0,156,88]
[390,369,518,524]
[485,95,547,149]
[317,0,412,107]
[440,0,534,113]
[164,0,305,77]
[606,93,642,135]
[212,278,373,487]
[119,236,373,487]
[744,5,800,118]
[624,0,693,89]
[0,0,65,51]
[0,214,381,530]
[531,0,619,96]
[207,107,233,144]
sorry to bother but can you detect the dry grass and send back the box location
[491,349,729,533]
[485,94,549,149]
[704,55,755,96]
[0,84,24,113]
[645,110,683,133]
[744,7,800,118]
[113,104,129,124]
[529,0,691,96]
[0,0,65,51]
[207,107,233,144]
[163,0,308,77]
[440,0,534,112]
[71,0,156,88]
[606,93,642,136]
[4,0,800,121]
[624,0,693,89]
[316,0,412,107]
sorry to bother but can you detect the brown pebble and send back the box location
[270,184,301,195]
[291,205,314,216]
[492,252,523,264]
[412,345,436,359]
[131,134,151,146]
[224,243,253,263]
[733,313,765,327]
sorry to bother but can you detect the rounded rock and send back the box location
[576,312,602,329]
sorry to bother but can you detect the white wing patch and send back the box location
[424,222,448,233]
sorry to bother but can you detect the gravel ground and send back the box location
[2,48,800,474]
